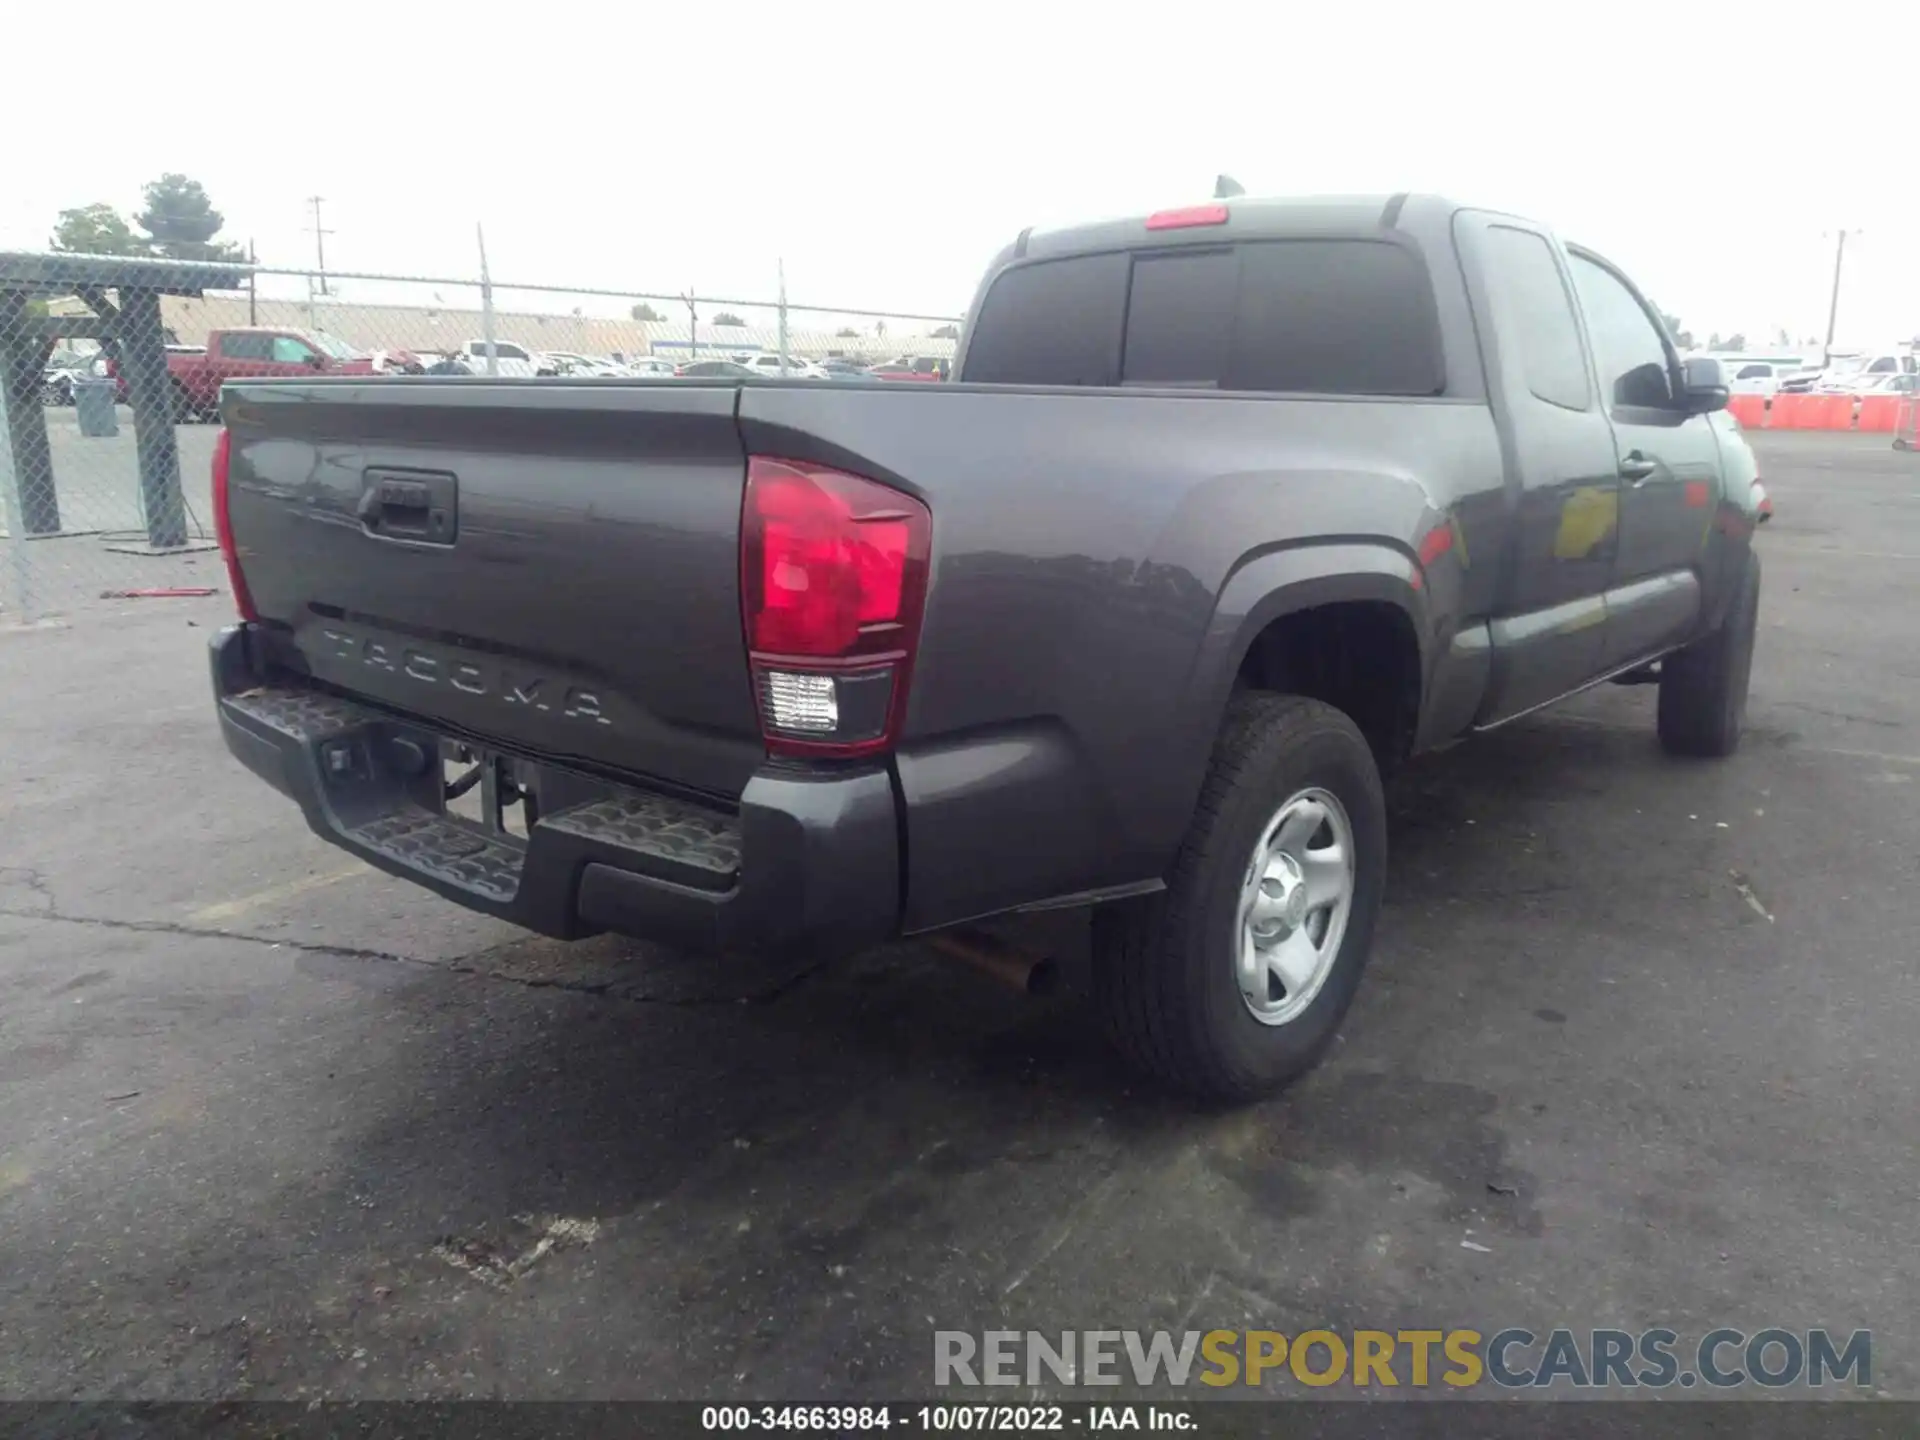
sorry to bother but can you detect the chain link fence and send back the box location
[1,253,961,624]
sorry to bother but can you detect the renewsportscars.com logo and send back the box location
[934,1328,1873,1390]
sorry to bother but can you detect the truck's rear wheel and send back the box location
[1093,693,1386,1103]
[1657,552,1761,758]
[170,380,195,425]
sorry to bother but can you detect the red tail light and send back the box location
[1145,203,1229,231]
[741,456,931,757]
[211,427,259,622]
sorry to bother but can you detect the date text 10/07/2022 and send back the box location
[701,1406,1192,1431]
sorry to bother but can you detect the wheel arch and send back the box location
[1166,541,1435,821]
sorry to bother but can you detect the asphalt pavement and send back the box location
[1,432,1915,1401]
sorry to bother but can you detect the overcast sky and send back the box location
[6,1,1913,347]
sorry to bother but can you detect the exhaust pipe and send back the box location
[928,927,1059,997]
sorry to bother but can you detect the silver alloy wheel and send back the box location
[1236,787,1356,1026]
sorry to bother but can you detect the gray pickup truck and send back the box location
[208,194,1764,1101]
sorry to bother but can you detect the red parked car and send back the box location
[106,328,421,420]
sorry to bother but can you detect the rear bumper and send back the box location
[209,624,900,956]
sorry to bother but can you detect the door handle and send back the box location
[1620,453,1658,486]
[358,471,458,544]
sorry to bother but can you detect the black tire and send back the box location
[1093,693,1387,1103]
[169,381,195,425]
[1658,552,1761,758]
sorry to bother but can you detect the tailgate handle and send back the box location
[359,470,458,545]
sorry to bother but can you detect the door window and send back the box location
[1568,255,1675,411]
[1482,225,1592,411]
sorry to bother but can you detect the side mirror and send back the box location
[1679,355,1728,415]
[307,353,327,370]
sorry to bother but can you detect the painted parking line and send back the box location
[187,866,370,924]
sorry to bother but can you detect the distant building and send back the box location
[40,291,957,366]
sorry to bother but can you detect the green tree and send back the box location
[930,323,959,340]
[712,312,747,327]
[135,173,245,261]
[51,203,145,256]
[630,302,664,322]
[1657,310,1694,351]
[836,327,860,338]
[1722,333,1746,353]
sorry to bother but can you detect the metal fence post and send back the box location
[117,287,190,551]
[0,382,33,624]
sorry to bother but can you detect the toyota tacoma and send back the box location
[207,194,1765,1101]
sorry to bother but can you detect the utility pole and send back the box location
[306,196,333,297]
[1823,229,1860,367]
[777,260,789,375]
[477,223,498,377]
[247,237,257,326]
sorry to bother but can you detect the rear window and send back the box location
[219,333,273,360]
[961,251,1128,386]
[963,239,1443,395]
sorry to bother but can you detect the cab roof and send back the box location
[1013,193,1476,262]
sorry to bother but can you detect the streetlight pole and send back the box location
[1823,229,1860,368]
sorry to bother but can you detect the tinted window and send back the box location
[1736,364,1772,379]
[270,336,315,364]
[219,333,272,360]
[1868,355,1898,373]
[1228,240,1442,395]
[969,241,1441,395]
[1483,226,1591,410]
[962,252,1129,385]
[1568,255,1673,410]
[1122,250,1236,387]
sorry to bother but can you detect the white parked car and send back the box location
[545,351,631,377]
[461,339,553,377]
[740,353,829,379]
[1812,351,1918,393]
[626,356,679,377]
[1722,359,1821,396]
[1848,372,1917,396]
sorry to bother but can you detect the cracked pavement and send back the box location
[1,432,1916,1400]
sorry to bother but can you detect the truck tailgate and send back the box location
[223,382,763,799]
